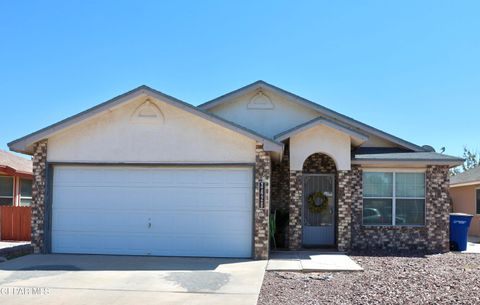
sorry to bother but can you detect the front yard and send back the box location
[258,252,480,305]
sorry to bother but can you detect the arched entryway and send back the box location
[302,153,338,247]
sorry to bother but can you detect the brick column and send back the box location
[288,170,302,250]
[426,165,450,253]
[254,144,271,259]
[31,140,48,253]
[337,166,362,252]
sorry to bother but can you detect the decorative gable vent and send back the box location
[131,99,165,124]
[247,90,274,110]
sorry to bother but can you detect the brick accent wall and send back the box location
[271,143,290,211]
[350,165,450,253]
[254,144,271,259]
[337,166,362,251]
[31,140,48,254]
[288,170,303,250]
[302,153,337,173]
[425,165,451,252]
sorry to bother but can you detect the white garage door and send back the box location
[51,165,253,258]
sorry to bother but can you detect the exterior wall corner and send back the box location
[254,143,271,259]
[337,166,361,251]
[31,140,48,254]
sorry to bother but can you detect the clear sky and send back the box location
[1,1,478,158]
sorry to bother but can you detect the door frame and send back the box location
[301,173,337,248]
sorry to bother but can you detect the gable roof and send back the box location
[450,166,480,187]
[8,85,283,155]
[199,80,427,152]
[0,149,32,175]
[274,116,369,145]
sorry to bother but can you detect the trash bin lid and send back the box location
[450,213,474,217]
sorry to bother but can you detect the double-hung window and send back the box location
[0,176,14,206]
[363,171,425,226]
[20,178,32,206]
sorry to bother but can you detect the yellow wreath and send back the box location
[308,191,329,213]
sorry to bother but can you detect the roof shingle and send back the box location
[450,166,480,186]
[0,149,32,174]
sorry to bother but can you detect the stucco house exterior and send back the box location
[8,81,463,259]
[450,167,480,237]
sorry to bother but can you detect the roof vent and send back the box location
[131,99,165,124]
[247,90,274,110]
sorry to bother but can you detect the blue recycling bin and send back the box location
[450,213,473,251]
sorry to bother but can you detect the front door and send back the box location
[302,174,335,247]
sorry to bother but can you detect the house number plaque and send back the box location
[259,182,265,208]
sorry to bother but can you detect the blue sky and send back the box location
[1,1,478,158]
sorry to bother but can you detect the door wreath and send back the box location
[308,191,329,213]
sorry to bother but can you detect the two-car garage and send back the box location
[51,165,254,258]
[8,88,280,259]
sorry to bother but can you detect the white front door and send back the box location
[51,165,253,258]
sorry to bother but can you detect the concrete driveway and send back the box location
[0,254,267,305]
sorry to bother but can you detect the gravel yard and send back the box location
[258,252,480,305]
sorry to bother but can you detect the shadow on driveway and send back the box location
[0,254,251,271]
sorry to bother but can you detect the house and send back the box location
[0,149,33,206]
[8,81,463,259]
[450,166,480,237]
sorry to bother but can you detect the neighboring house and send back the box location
[450,167,480,237]
[0,149,33,206]
[8,81,463,259]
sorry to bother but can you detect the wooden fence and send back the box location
[0,206,31,241]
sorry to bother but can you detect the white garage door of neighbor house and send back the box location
[51,165,254,258]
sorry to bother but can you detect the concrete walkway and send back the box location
[266,251,363,272]
[0,241,30,250]
[462,236,480,254]
[0,254,267,305]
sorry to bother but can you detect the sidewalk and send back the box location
[462,236,480,254]
[266,251,363,272]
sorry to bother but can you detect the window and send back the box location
[476,189,480,215]
[20,178,32,206]
[0,176,14,206]
[363,171,425,226]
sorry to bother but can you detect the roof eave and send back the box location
[450,181,480,188]
[8,86,148,154]
[8,85,283,155]
[274,117,369,144]
[198,80,265,110]
[0,165,33,177]
[352,159,463,168]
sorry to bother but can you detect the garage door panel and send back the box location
[54,232,252,257]
[52,166,253,258]
[53,209,252,235]
[54,188,252,212]
[54,167,252,187]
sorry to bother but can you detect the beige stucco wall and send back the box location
[47,96,257,163]
[207,89,320,138]
[289,124,351,171]
[450,184,480,237]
